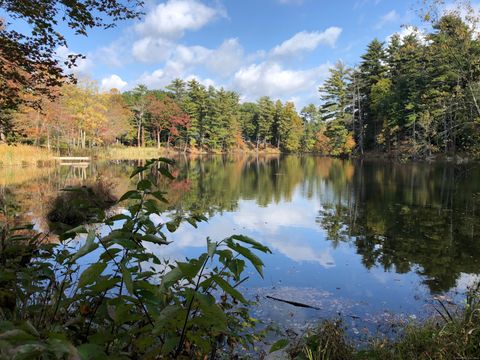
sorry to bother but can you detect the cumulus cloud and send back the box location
[101,74,128,92]
[97,41,128,68]
[137,63,216,90]
[133,37,245,79]
[135,0,225,39]
[375,10,400,29]
[132,37,176,62]
[205,38,245,77]
[55,45,93,74]
[386,25,427,44]
[233,61,331,101]
[271,28,342,57]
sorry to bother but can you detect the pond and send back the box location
[2,155,480,339]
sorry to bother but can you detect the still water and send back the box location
[3,155,480,337]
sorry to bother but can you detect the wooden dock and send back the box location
[54,157,91,162]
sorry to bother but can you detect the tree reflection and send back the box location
[318,160,480,293]
[3,156,480,294]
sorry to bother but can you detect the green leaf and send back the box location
[10,224,34,231]
[166,221,179,233]
[269,338,289,353]
[130,166,146,178]
[119,190,141,202]
[137,179,152,191]
[89,277,121,292]
[106,214,130,223]
[70,230,98,262]
[160,267,184,291]
[230,235,271,253]
[226,239,265,278]
[78,263,107,288]
[157,157,176,165]
[211,275,247,304]
[207,238,216,257]
[60,225,88,241]
[77,343,107,360]
[121,263,134,295]
[186,217,198,228]
[177,255,206,280]
[159,166,175,180]
[151,191,168,203]
[141,234,170,245]
[192,293,227,332]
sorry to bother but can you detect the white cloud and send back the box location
[137,64,216,90]
[101,74,128,92]
[135,0,225,39]
[55,45,93,74]
[386,26,427,44]
[132,37,176,62]
[206,38,245,77]
[133,37,245,78]
[271,28,343,57]
[375,10,400,29]
[97,42,128,68]
[233,61,331,101]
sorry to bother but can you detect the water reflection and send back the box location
[318,160,480,293]
[2,156,480,308]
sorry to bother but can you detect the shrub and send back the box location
[0,158,271,359]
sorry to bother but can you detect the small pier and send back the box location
[54,157,91,166]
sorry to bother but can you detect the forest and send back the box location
[2,0,480,358]
[2,13,480,158]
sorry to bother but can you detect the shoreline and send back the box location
[0,144,478,166]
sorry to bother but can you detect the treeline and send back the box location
[4,79,318,153]
[321,14,480,158]
[3,14,480,157]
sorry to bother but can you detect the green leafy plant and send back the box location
[0,158,271,359]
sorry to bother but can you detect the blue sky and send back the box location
[20,0,429,106]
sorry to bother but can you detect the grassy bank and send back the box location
[0,144,55,166]
[283,285,480,359]
[96,146,167,160]
[0,144,282,164]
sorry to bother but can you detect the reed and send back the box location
[96,146,168,160]
[0,144,55,166]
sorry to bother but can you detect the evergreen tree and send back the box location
[184,80,208,147]
[255,96,275,148]
[319,61,352,124]
[359,39,388,148]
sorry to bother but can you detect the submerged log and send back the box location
[266,295,321,310]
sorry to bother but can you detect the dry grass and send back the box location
[96,146,168,160]
[0,166,55,186]
[0,144,55,166]
[285,285,480,359]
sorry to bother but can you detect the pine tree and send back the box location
[359,39,387,148]
[255,96,275,149]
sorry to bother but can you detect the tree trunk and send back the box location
[137,125,142,148]
[47,129,51,151]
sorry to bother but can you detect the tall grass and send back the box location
[0,144,55,166]
[0,166,55,186]
[284,284,480,359]
[96,146,168,160]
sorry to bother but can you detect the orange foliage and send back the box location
[313,130,332,154]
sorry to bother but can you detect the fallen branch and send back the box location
[266,295,321,310]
